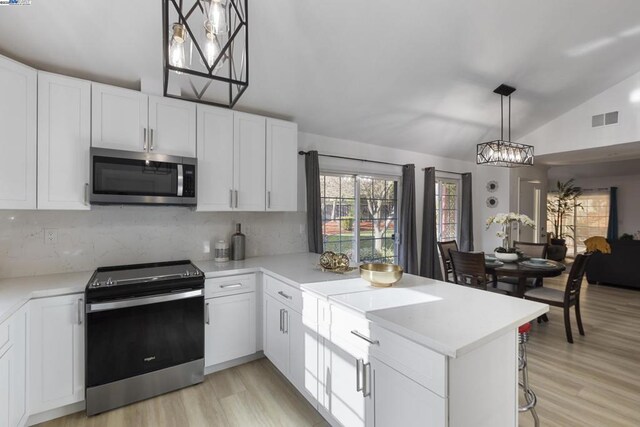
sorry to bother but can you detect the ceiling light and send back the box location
[163,0,248,108]
[477,84,534,167]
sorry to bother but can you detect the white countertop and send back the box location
[315,274,548,357]
[1,252,548,359]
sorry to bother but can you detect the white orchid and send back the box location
[486,212,536,249]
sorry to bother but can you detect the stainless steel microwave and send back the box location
[90,148,197,206]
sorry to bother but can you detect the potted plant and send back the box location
[546,179,582,246]
[486,213,535,261]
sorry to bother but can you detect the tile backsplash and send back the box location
[0,206,308,279]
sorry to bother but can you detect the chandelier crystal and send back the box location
[477,84,534,167]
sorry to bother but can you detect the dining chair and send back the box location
[437,240,458,283]
[500,241,549,289]
[449,250,510,293]
[524,253,592,343]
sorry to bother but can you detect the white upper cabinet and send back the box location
[148,96,196,157]
[234,112,266,211]
[0,55,37,210]
[91,82,148,152]
[38,72,91,210]
[196,105,235,211]
[266,119,298,211]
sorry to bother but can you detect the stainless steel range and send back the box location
[84,260,205,416]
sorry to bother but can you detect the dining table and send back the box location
[485,258,566,298]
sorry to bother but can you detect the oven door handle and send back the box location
[86,289,204,313]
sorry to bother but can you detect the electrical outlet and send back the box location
[44,228,58,245]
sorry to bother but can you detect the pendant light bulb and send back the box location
[169,23,187,69]
[203,23,224,72]
[206,0,227,34]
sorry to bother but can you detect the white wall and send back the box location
[0,207,307,279]
[521,69,640,155]
[298,132,511,254]
[546,171,640,238]
[509,165,549,242]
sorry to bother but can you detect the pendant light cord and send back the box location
[509,95,511,141]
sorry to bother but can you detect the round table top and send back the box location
[485,259,566,278]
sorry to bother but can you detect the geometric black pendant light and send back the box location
[477,84,534,167]
[162,0,248,108]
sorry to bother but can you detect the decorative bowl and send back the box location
[529,257,547,265]
[494,252,518,262]
[359,263,404,287]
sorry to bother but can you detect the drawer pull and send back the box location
[350,330,379,345]
[220,283,242,289]
[278,291,293,300]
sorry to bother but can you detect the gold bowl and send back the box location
[359,263,404,287]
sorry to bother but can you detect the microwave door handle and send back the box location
[177,164,184,197]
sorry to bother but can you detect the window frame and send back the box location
[320,171,401,264]
[435,175,461,243]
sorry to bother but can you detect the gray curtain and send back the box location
[399,164,418,274]
[460,173,474,251]
[607,187,618,241]
[305,151,323,253]
[419,167,442,280]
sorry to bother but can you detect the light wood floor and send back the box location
[41,275,640,427]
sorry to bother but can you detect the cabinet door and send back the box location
[9,306,28,427]
[196,105,234,211]
[0,55,37,209]
[266,119,298,212]
[234,112,266,211]
[205,292,256,367]
[288,307,318,405]
[324,340,369,427]
[30,294,85,414]
[263,294,289,375]
[91,82,148,152]
[371,358,446,427]
[148,95,196,157]
[38,72,91,210]
[0,348,9,427]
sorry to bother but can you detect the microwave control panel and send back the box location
[183,165,196,198]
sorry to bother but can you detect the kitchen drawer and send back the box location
[0,320,9,355]
[264,275,302,313]
[370,323,447,398]
[205,274,256,298]
[329,304,373,356]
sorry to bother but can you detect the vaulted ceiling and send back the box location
[2,0,640,160]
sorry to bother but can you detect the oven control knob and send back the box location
[184,270,191,277]
[105,277,115,286]
[92,280,100,287]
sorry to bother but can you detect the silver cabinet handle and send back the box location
[278,291,292,300]
[363,362,371,397]
[267,191,271,209]
[77,298,83,325]
[235,190,238,208]
[350,330,379,345]
[229,189,233,208]
[356,358,364,392]
[84,183,89,206]
[283,309,289,334]
[205,302,210,325]
[220,283,242,289]
[279,308,284,332]
[143,128,148,151]
[149,128,155,151]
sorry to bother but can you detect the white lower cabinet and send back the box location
[0,304,28,427]
[370,357,446,427]
[29,294,85,415]
[205,291,256,367]
[264,294,291,374]
[0,344,9,427]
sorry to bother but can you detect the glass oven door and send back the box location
[86,290,204,388]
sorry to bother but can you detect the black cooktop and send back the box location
[86,260,204,302]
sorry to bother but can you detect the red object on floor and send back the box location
[519,322,532,334]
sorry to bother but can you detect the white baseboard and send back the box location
[26,401,85,426]
[204,352,265,375]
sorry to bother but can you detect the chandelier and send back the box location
[477,84,534,167]
[162,0,248,108]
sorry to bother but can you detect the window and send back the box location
[320,173,399,264]
[435,178,460,242]
[546,192,609,257]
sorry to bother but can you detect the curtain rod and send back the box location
[298,151,405,168]
[421,168,469,175]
